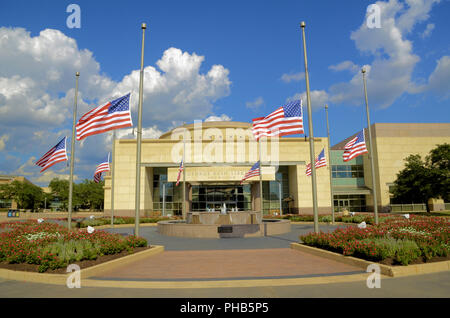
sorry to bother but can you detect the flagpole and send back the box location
[258,138,263,220]
[182,137,186,220]
[325,104,335,224]
[111,131,116,227]
[68,71,79,230]
[134,23,146,236]
[300,21,319,233]
[362,68,379,225]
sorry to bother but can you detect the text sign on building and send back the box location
[167,166,275,182]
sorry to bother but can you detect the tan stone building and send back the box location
[104,121,331,217]
[331,123,450,213]
[103,122,450,217]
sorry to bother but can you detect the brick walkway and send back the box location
[94,248,364,280]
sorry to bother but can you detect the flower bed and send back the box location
[0,220,147,272]
[271,213,395,224]
[77,216,175,228]
[299,215,450,265]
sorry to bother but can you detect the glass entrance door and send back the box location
[192,185,251,211]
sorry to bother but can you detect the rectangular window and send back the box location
[333,194,367,212]
[332,165,364,179]
[153,167,183,216]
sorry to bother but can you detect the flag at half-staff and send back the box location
[35,137,68,173]
[306,148,327,176]
[93,154,110,183]
[251,100,304,141]
[240,161,260,184]
[175,159,184,186]
[343,130,368,162]
[76,93,133,141]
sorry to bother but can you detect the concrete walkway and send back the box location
[1,272,449,298]
[1,223,449,297]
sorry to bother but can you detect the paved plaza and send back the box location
[0,223,449,298]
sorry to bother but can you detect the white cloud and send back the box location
[245,97,264,110]
[110,48,231,125]
[329,61,360,73]
[204,114,232,122]
[287,90,329,111]
[0,28,232,185]
[323,0,441,108]
[280,72,305,83]
[421,23,435,38]
[427,56,450,99]
[0,134,9,151]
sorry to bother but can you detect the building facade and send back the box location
[103,122,450,217]
[104,121,331,217]
[331,123,450,213]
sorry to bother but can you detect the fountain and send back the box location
[157,208,291,238]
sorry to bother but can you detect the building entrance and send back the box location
[192,185,252,212]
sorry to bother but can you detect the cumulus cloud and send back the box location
[280,72,305,83]
[0,134,9,151]
[421,23,435,38]
[245,97,264,110]
[0,27,232,185]
[110,48,231,125]
[287,90,329,111]
[427,56,450,99]
[204,114,232,122]
[320,0,442,109]
[329,61,360,73]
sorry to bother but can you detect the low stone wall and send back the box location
[186,211,261,225]
[0,211,104,222]
[157,219,291,238]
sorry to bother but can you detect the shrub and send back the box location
[299,215,449,265]
[0,221,149,272]
[319,215,332,223]
[394,240,422,265]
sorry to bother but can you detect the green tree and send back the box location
[0,180,44,210]
[76,179,105,210]
[47,178,105,211]
[392,144,450,212]
[48,178,69,211]
[426,143,450,202]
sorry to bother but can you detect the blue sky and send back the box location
[0,0,449,186]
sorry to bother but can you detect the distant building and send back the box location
[0,175,35,209]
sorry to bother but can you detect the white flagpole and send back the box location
[134,23,146,237]
[110,131,115,227]
[300,22,319,233]
[182,138,186,219]
[68,71,79,230]
[258,138,263,220]
[362,68,379,225]
[325,105,335,224]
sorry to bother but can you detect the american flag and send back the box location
[305,148,327,176]
[76,93,133,141]
[93,154,110,183]
[343,130,368,162]
[176,160,184,186]
[252,100,304,141]
[35,137,68,173]
[240,161,260,184]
